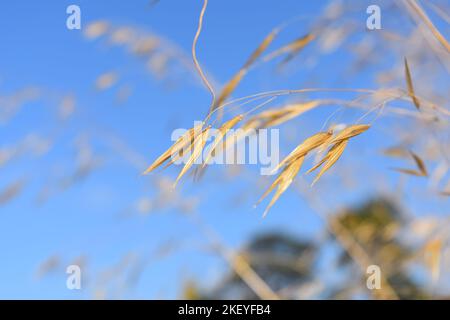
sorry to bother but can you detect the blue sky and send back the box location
[0,0,448,299]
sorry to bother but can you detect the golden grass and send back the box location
[391,150,428,177]
[309,139,348,186]
[201,114,244,168]
[173,125,211,188]
[244,100,320,129]
[272,131,332,173]
[404,58,421,110]
[141,0,449,218]
[258,156,305,217]
[256,124,370,216]
[208,28,280,119]
[263,33,315,65]
[406,0,450,53]
[143,123,203,174]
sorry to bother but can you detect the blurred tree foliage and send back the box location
[184,199,431,299]
[184,233,316,299]
[329,199,428,299]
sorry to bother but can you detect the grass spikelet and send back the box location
[391,150,428,177]
[383,146,410,158]
[214,69,247,113]
[173,125,211,188]
[308,124,370,184]
[311,140,348,186]
[306,155,328,174]
[243,29,279,69]
[272,131,332,173]
[255,171,285,207]
[210,29,279,115]
[142,139,184,175]
[406,0,450,53]
[263,101,319,128]
[259,156,305,217]
[143,123,203,174]
[410,151,428,176]
[328,124,370,145]
[202,114,244,167]
[162,142,194,170]
[263,33,315,63]
[245,101,319,129]
[404,58,421,110]
[392,168,425,176]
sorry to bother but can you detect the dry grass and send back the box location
[209,27,280,119]
[405,0,450,53]
[404,58,421,110]
[144,0,449,218]
[8,0,448,300]
[86,0,450,299]
[391,150,428,177]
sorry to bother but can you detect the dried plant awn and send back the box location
[404,58,421,110]
[309,139,349,186]
[209,28,279,116]
[213,69,247,114]
[272,131,332,173]
[257,156,305,217]
[391,150,428,177]
[143,123,203,174]
[262,101,319,128]
[410,151,428,176]
[244,101,319,129]
[202,114,244,167]
[173,126,211,188]
[243,28,279,69]
[328,124,370,145]
[383,146,410,158]
[192,114,244,180]
[263,33,315,63]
